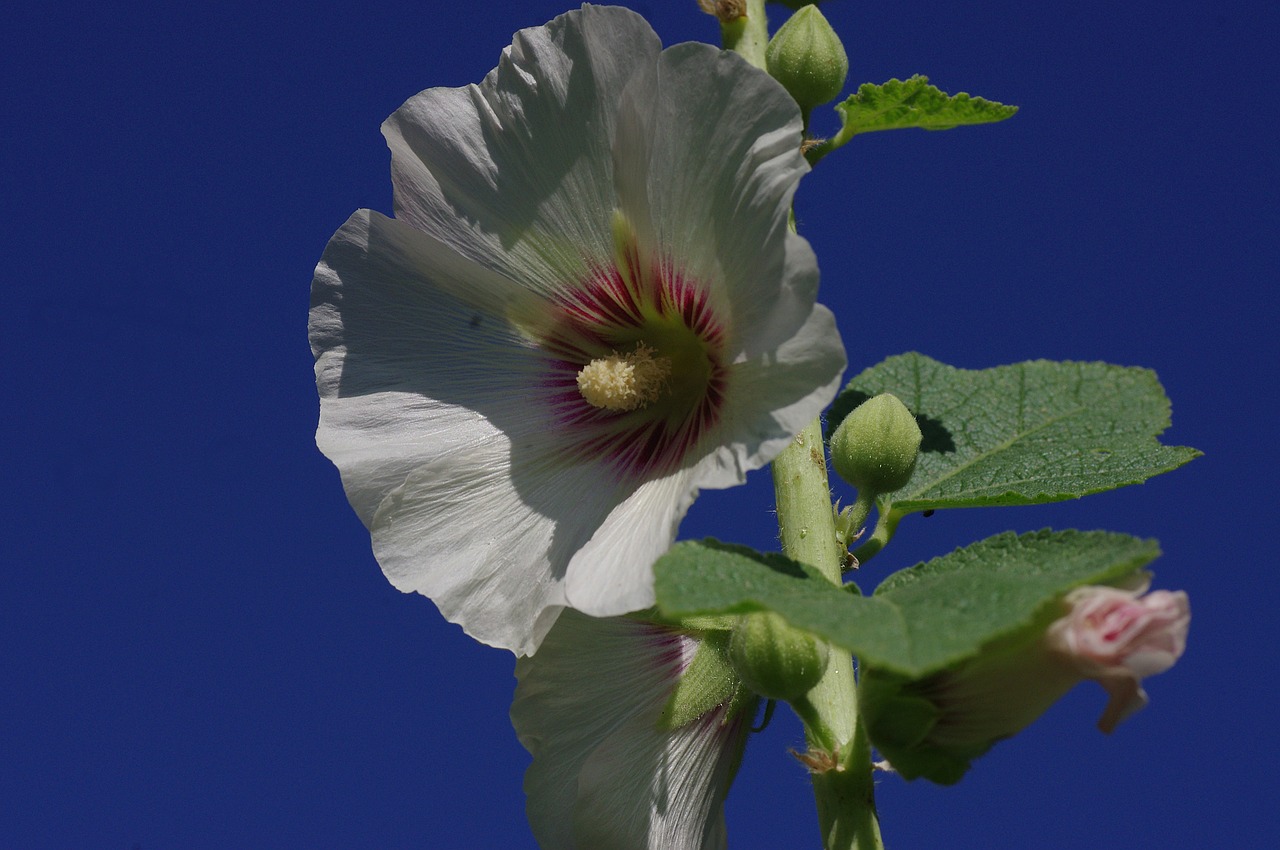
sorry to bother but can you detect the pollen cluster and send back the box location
[576,344,672,412]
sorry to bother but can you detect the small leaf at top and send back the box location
[826,353,1201,513]
[807,76,1015,164]
[836,75,1017,136]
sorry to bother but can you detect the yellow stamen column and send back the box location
[576,344,672,412]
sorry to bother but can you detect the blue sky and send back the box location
[4,0,1276,847]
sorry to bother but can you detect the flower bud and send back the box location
[1044,583,1190,732]
[829,393,922,496]
[728,611,830,701]
[765,5,848,112]
[860,584,1189,784]
[658,630,749,730]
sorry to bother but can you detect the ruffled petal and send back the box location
[613,40,818,358]
[382,5,662,293]
[312,209,556,522]
[563,470,700,617]
[512,612,748,850]
[369,439,625,656]
[313,210,643,653]
[312,7,847,655]
[693,303,846,491]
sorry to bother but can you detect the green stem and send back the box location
[771,419,885,850]
[804,125,854,168]
[833,491,874,573]
[849,502,904,566]
[720,0,770,70]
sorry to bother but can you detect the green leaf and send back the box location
[654,531,1159,677]
[826,352,1201,512]
[654,539,906,660]
[867,529,1159,676]
[808,76,1016,165]
[836,75,1017,135]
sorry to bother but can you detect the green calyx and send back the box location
[765,5,848,112]
[829,392,922,496]
[728,611,830,701]
[658,631,750,730]
[859,629,1081,784]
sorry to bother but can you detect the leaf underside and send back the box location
[654,531,1159,678]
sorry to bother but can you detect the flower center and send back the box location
[576,344,673,411]
[535,211,729,479]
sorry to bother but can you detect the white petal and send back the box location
[369,438,630,656]
[563,471,701,617]
[382,6,662,294]
[312,8,848,657]
[312,209,559,523]
[312,210,653,653]
[512,613,747,850]
[695,303,847,492]
[561,307,844,617]
[613,41,819,357]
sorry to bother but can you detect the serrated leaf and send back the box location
[826,353,1201,512]
[839,75,1015,134]
[653,539,907,662]
[654,531,1158,678]
[808,76,1016,164]
[868,529,1159,676]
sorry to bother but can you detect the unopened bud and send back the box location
[765,5,848,112]
[729,612,830,701]
[860,583,1190,784]
[829,393,922,496]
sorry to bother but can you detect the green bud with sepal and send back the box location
[859,576,1190,784]
[728,611,830,701]
[658,629,751,730]
[765,5,848,113]
[859,625,1079,784]
[829,392,922,496]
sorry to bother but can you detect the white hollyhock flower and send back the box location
[511,611,753,850]
[310,4,846,654]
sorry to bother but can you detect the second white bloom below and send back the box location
[511,611,753,850]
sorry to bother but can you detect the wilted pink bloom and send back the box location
[1046,584,1190,732]
[860,581,1190,784]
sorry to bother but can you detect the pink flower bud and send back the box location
[1045,585,1190,733]
[861,581,1190,783]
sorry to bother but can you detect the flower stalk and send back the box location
[721,0,769,70]
[771,418,884,850]
[849,502,904,566]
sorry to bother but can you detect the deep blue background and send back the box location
[4,0,1276,847]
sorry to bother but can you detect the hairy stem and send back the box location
[771,419,885,850]
[720,0,769,70]
[849,502,904,566]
